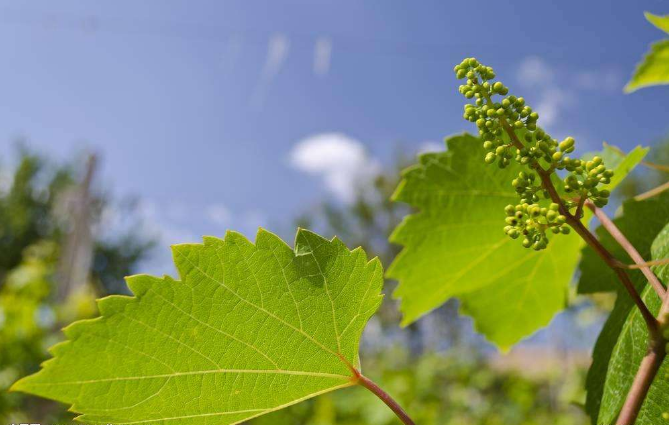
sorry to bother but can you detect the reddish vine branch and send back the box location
[495,115,667,425]
[585,200,666,298]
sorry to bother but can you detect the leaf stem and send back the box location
[585,200,666,299]
[355,372,417,425]
[615,339,666,425]
[634,180,669,201]
[618,258,669,270]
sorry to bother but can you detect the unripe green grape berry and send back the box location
[560,226,570,234]
[552,151,563,161]
[556,215,566,225]
[485,152,496,164]
[599,189,610,198]
[468,58,479,67]
[549,203,559,211]
[505,204,515,215]
[662,412,669,420]
[593,198,607,208]
[546,210,558,222]
[483,141,493,150]
[559,137,575,152]
[522,238,532,248]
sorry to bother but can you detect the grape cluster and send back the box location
[454,58,614,250]
[504,202,569,251]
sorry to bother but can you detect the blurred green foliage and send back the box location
[253,348,588,425]
[0,148,153,422]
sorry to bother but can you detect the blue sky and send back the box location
[0,0,667,274]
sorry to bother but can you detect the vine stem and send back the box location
[615,340,666,425]
[355,371,417,425]
[635,180,669,201]
[493,115,668,424]
[585,200,666,298]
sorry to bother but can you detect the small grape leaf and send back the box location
[388,134,646,349]
[624,13,669,93]
[582,193,669,424]
[12,229,383,425]
[646,12,669,36]
[597,224,669,425]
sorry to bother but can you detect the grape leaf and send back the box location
[646,12,669,36]
[581,193,669,423]
[12,229,383,425]
[624,13,669,93]
[388,134,646,349]
[597,224,669,425]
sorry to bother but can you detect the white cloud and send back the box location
[534,87,573,128]
[515,57,576,130]
[417,140,443,154]
[574,69,622,92]
[205,204,232,227]
[314,37,332,77]
[517,56,554,87]
[290,132,381,203]
[250,33,290,108]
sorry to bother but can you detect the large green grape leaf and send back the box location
[12,229,383,425]
[388,133,646,349]
[597,224,669,425]
[625,13,669,93]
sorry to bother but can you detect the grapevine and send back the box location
[455,57,613,251]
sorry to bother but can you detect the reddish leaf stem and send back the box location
[585,200,666,299]
[615,339,666,425]
[355,372,416,425]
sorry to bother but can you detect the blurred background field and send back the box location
[1,1,668,423]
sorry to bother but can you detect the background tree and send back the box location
[0,146,154,422]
